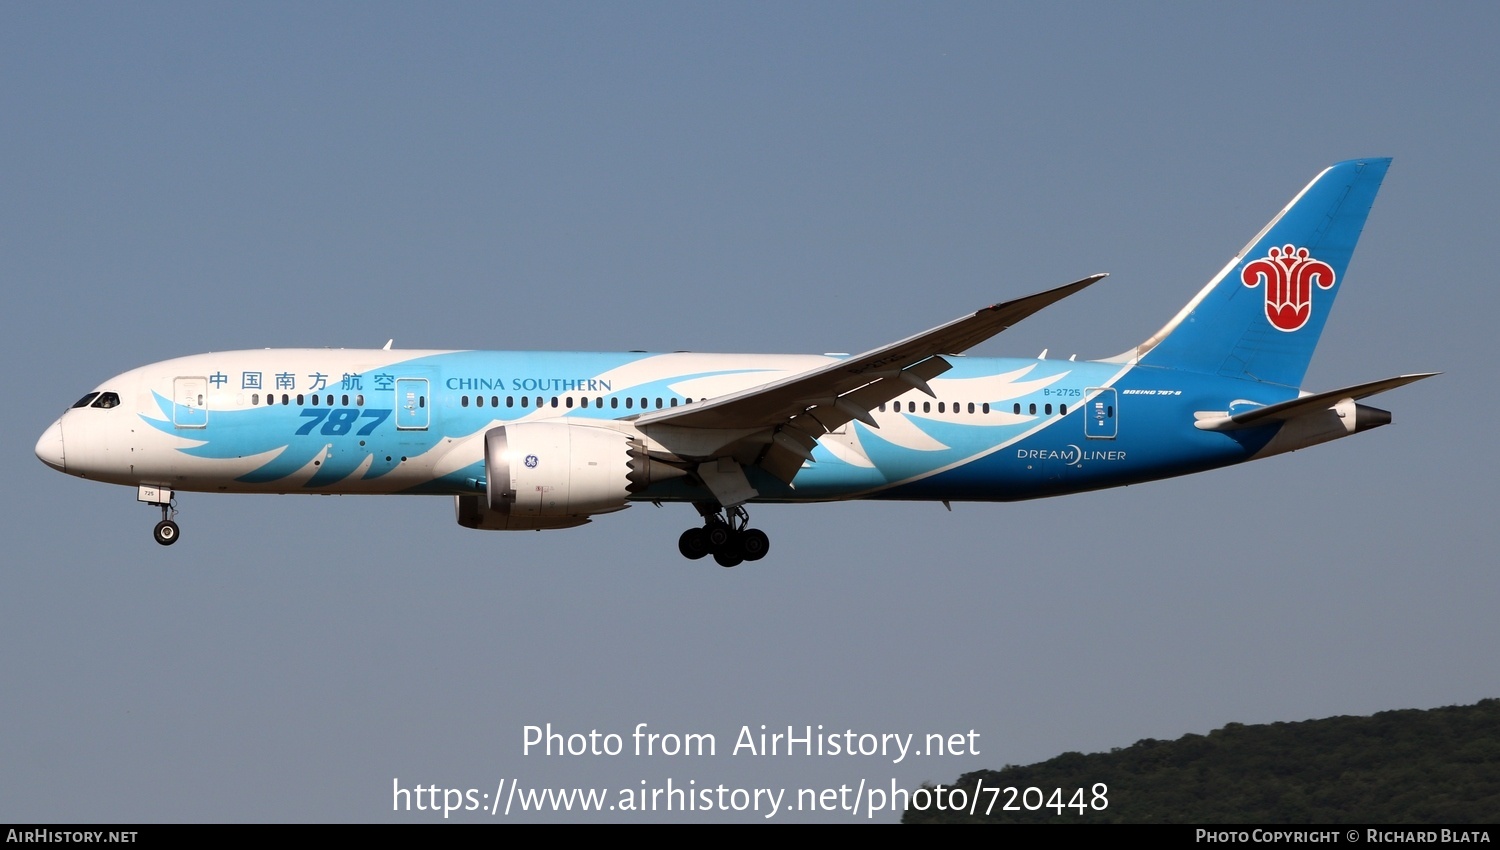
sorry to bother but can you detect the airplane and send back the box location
[35,158,1434,567]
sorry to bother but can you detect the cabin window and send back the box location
[520,396,529,408]
[1029,403,1036,415]
[938,402,945,413]
[1060,404,1067,415]
[566,397,574,409]
[611,397,619,409]
[251,393,260,405]
[341,394,349,406]
[923,402,931,413]
[310,394,319,406]
[1045,404,1053,415]
[670,398,678,407]
[506,396,514,408]
[983,403,990,414]
[1013,403,1021,414]
[357,394,365,406]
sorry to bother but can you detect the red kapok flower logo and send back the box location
[1241,244,1336,332]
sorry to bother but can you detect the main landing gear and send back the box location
[678,504,769,568]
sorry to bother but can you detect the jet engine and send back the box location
[477,421,684,523]
[453,495,592,531]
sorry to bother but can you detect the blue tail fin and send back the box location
[1129,158,1391,389]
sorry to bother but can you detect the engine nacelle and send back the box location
[454,495,592,531]
[483,421,684,520]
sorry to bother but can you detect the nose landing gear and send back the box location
[139,485,180,546]
[678,504,769,568]
[153,516,180,546]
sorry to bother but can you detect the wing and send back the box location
[634,274,1106,495]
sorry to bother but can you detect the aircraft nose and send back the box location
[35,419,65,471]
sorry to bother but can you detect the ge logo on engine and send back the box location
[524,454,539,468]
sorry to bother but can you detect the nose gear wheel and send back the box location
[151,497,180,546]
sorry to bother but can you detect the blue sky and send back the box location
[2,2,1492,822]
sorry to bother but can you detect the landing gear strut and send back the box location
[677,504,769,568]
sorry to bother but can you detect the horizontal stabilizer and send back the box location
[1194,373,1438,431]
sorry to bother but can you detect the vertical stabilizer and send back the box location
[1128,158,1391,389]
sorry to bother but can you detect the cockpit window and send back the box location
[71,392,101,408]
[90,392,121,409]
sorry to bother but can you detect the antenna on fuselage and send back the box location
[383,339,393,350]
